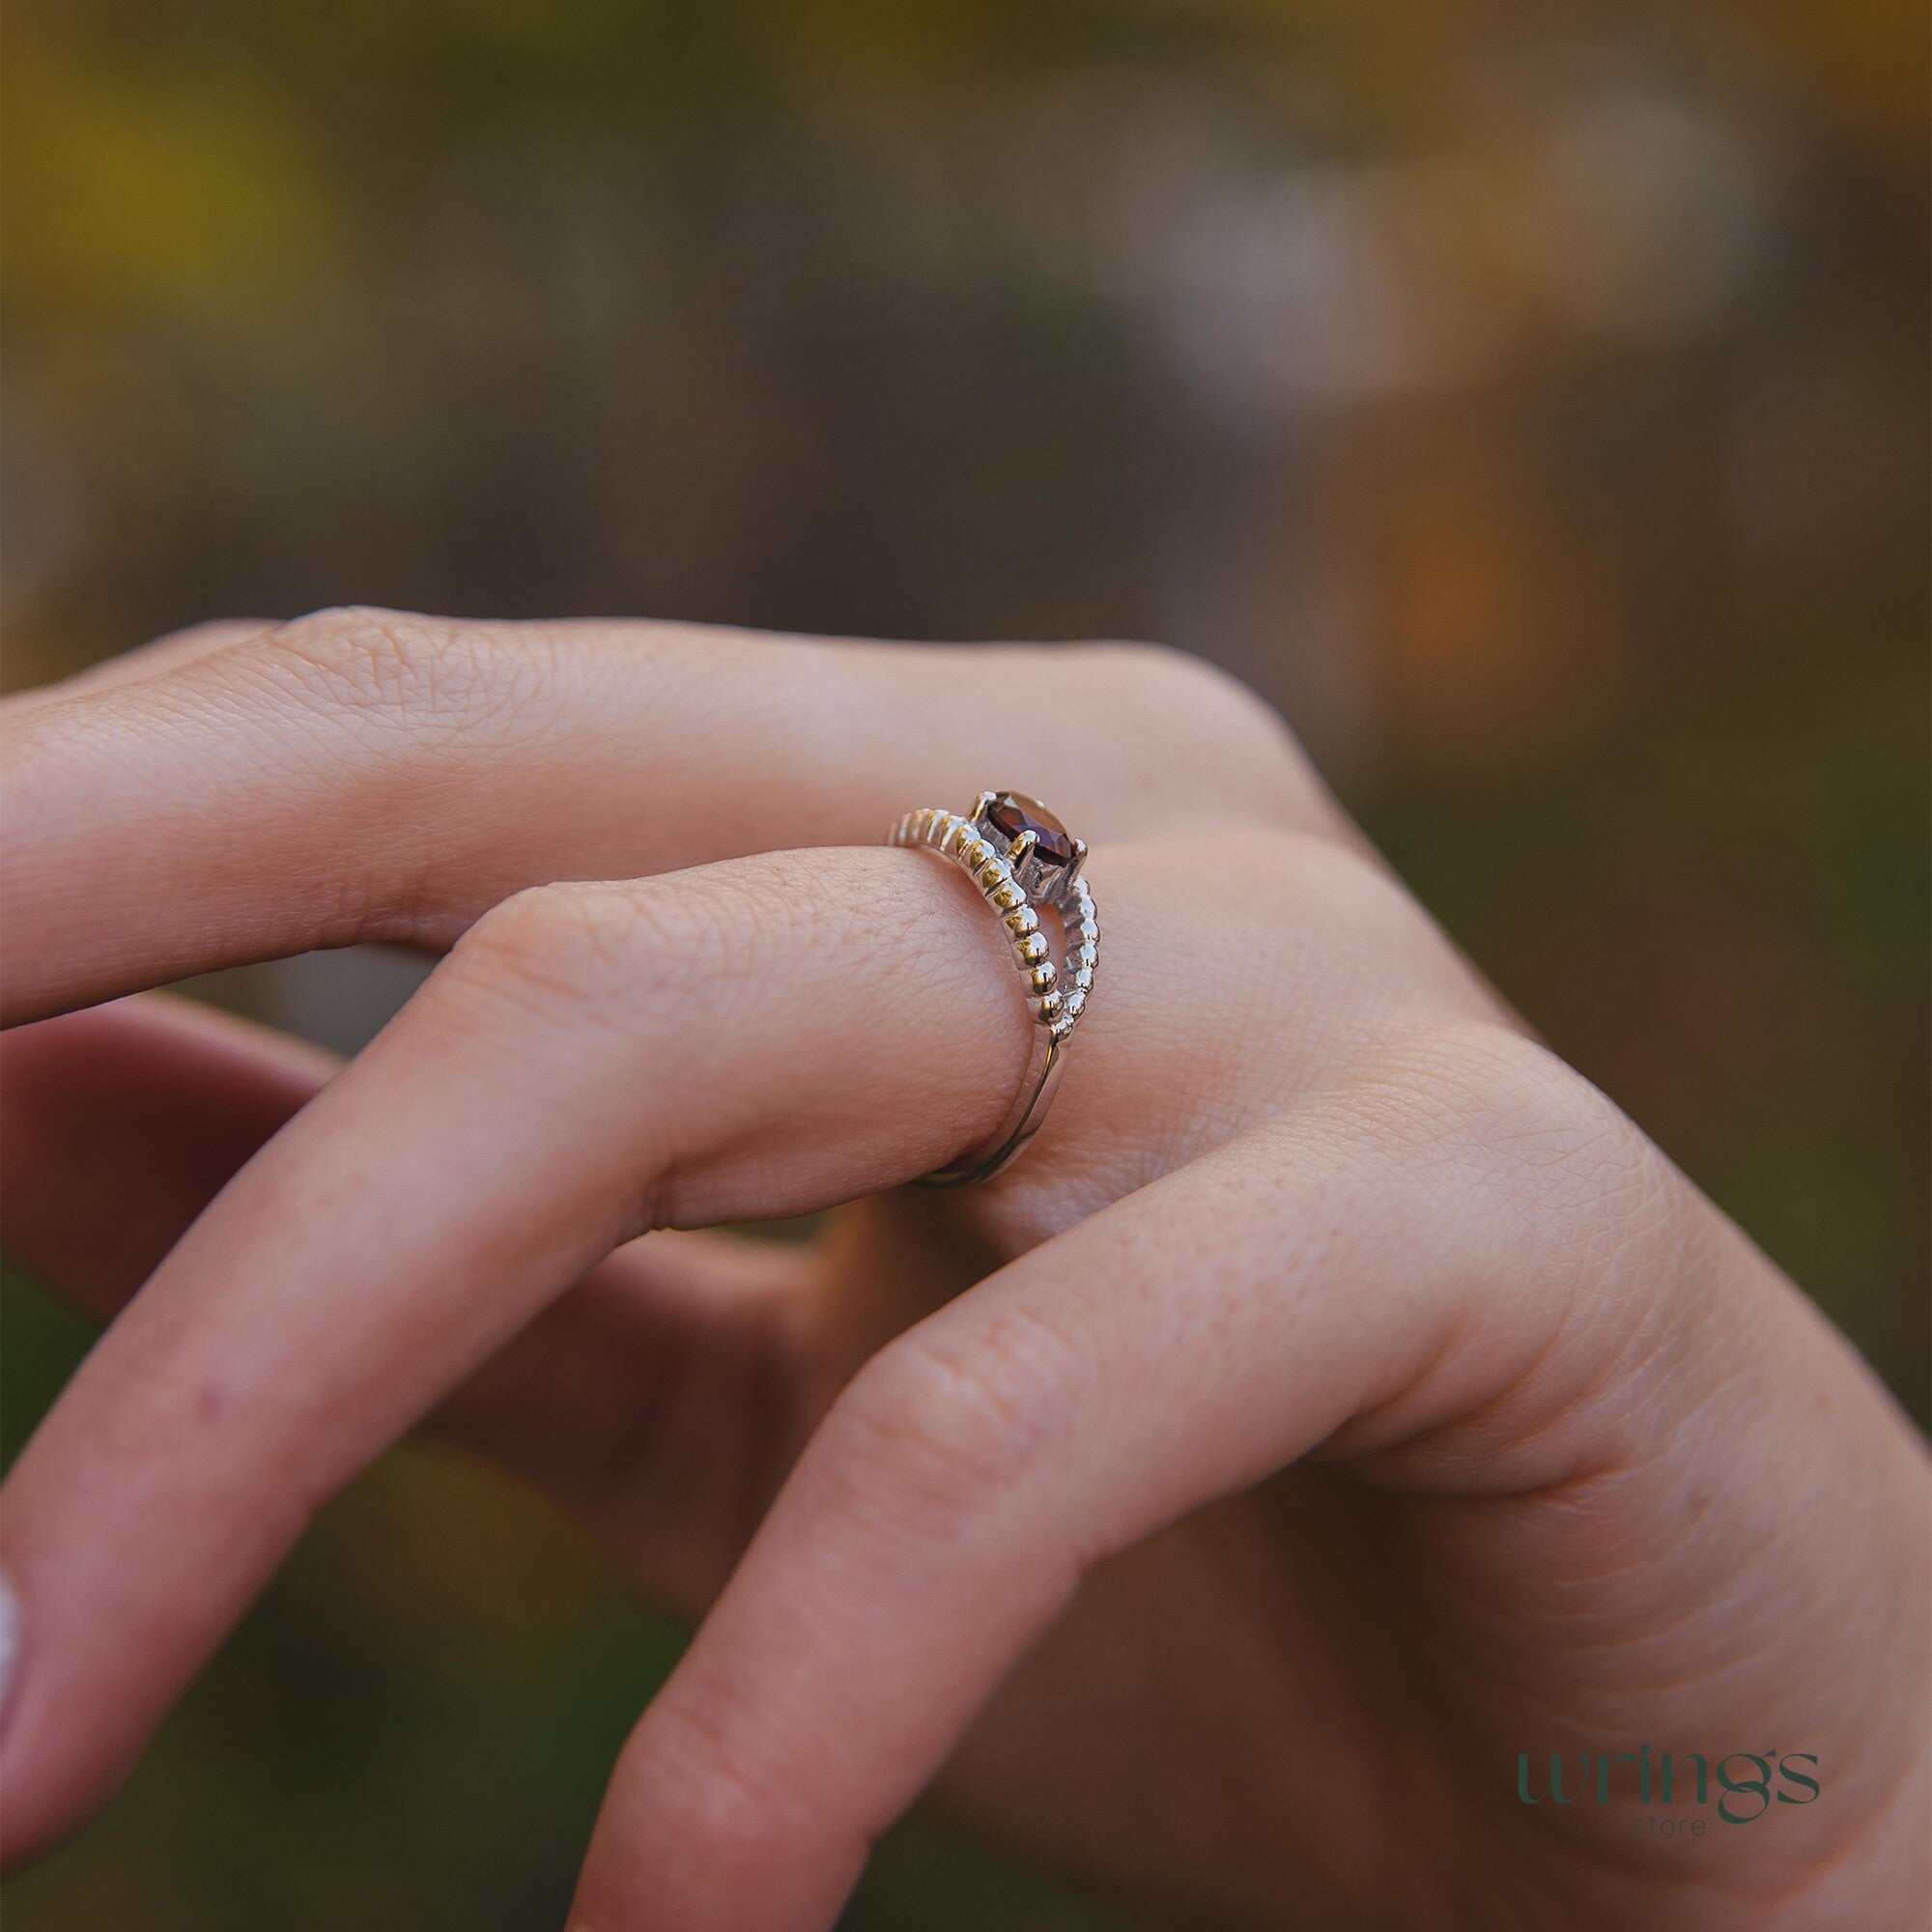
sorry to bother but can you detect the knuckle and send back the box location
[450,879,659,1007]
[1085,639,1269,731]
[150,616,270,656]
[817,1305,1076,1537]
[1071,639,1317,821]
[1212,828,1453,981]
[1346,1021,1701,1449]
[255,605,534,738]
[1374,1018,1670,1228]
[449,868,765,1023]
[1267,828,1415,930]
[629,1696,819,1875]
[1192,829,1516,1040]
[1427,1020,1623,1142]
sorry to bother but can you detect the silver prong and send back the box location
[970,790,997,822]
[1007,828,1037,866]
[1071,837,1089,865]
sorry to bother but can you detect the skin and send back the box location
[0,607,1925,1930]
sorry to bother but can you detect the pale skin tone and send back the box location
[0,610,1925,1930]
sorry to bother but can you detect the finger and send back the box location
[0,993,819,1612]
[568,1031,1662,1932]
[1,606,1329,1021]
[0,825,1487,1862]
[0,840,1064,1860]
[1,621,272,716]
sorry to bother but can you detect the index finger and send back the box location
[0,607,1327,1022]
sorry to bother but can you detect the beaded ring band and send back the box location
[887,790,1098,1186]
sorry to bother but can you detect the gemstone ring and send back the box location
[886,790,1098,1186]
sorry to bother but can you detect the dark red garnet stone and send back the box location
[985,792,1075,869]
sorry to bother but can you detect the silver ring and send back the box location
[887,790,1098,1186]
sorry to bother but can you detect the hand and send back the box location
[1,609,1925,1930]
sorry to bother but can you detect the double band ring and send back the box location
[887,790,1098,1186]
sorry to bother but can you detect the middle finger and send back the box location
[0,608,1325,1022]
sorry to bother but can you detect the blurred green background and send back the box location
[1,1,1925,1925]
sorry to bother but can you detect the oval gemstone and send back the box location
[985,791,1075,869]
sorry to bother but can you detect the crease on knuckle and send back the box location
[634,1692,824,1868]
[444,881,665,1012]
[1344,1018,1698,1442]
[450,877,733,1018]
[1410,1025,1686,1320]
[255,605,542,745]
[1356,1017,1649,1208]
[818,1305,1076,1549]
